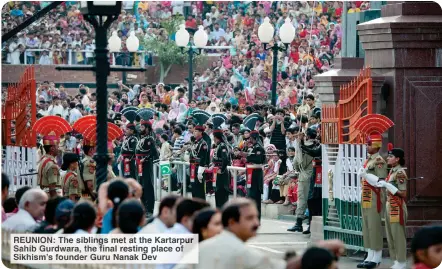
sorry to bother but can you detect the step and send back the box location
[328,213,339,219]
[278,214,297,222]
[262,203,294,219]
[326,220,341,227]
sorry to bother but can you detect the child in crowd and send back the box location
[263,145,283,204]
[411,226,442,269]
[279,147,297,206]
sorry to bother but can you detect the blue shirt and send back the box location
[257,52,267,60]
[100,209,113,234]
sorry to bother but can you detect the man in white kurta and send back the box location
[173,198,286,269]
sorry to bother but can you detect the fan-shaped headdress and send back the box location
[121,106,138,131]
[354,114,394,148]
[137,108,155,127]
[32,116,72,145]
[191,110,211,132]
[243,113,260,138]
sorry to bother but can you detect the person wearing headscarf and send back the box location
[152,112,166,130]
[168,100,180,121]
[205,101,220,115]
[177,103,189,124]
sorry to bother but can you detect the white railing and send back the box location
[6,46,233,66]
[2,146,38,195]
[17,49,149,67]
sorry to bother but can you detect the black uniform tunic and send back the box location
[246,142,266,221]
[121,134,138,179]
[136,134,159,214]
[190,136,210,200]
[213,142,231,208]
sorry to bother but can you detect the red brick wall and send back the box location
[2,56,215,85]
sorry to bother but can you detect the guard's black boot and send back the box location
[357,261,368,268]
[364,262,380,269]
[287,218,303,232]
[302,225,311,234]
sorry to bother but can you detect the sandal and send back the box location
[263,200,274,204]
[276,200,284,204]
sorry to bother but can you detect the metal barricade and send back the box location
[152,160,190,201]
[227,166,246,198]
[153,161,247,200]
[171,160,190,198]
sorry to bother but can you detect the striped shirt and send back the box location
[172,134,186,152]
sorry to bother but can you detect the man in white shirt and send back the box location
[158,199,209,269]
[203,13,212,28]
[2,188,48,232]
[175,198,286,269]
[48,97,64,116]
[69,103,83,124]
[210,23,226,41]
[138,195,180,234]
[168,198,210,234]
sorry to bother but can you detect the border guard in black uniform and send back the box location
[243,113,266,221]
[136,108,158,216]
[211,113,231,208]
[189,110,211,200]
[120,107,139,179]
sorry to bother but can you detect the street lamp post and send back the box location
[80,1,122,191]
[175,25,208,102]
[109,31,140,84]
[258,17,296,106]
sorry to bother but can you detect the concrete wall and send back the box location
[1,56,216,85]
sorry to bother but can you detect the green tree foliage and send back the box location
[141,15,205,82]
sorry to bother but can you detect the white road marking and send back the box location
[248,242,308,246]
[249,245,284,254]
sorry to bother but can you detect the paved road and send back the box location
[249,219,403,269]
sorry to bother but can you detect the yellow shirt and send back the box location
[138,1,148,11]
[138,103,151,108]
[314,3,323,16]
[348,8,360,13]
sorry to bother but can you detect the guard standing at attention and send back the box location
[79,138,96,200]
[61,153,80,202]
[377,145,408,269]
[189,110,211,200]
[33,116,72,198]
[357,134,388,269]
[211,114,231,208]
[120,107,139,179]
[243,113,266,221]
[136,118,159,216]
[245,129,266,222]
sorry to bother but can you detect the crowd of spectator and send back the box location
[2,174,441,269]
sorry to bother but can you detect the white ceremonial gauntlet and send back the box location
[377,181,398,195]
[364,173,380,187]
[357,168,367,179]
[197,166,205,181]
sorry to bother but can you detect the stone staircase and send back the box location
[326,205,341,228]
